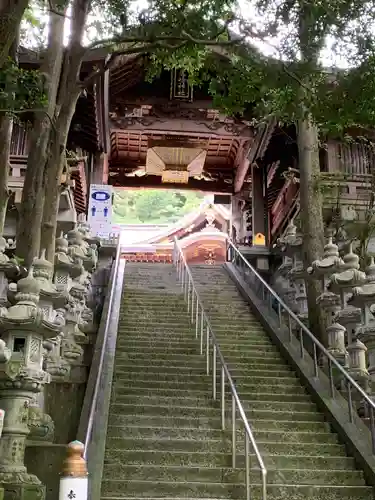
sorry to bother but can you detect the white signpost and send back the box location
[87,184,113,238]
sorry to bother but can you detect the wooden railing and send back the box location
[271,179,299,236]
[10,123,30,156]
[328,141,375,176]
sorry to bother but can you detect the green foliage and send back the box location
[20,2,47,49]
[16,0,375,138]
[112,189,204,224]
[0,58,46,113]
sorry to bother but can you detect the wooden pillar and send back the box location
[91,152,108,185]
[251,165,268,246]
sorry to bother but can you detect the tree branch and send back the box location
[0,108,56,133]
[80,29,245,88]
[80,40,190,87]
[47,0,71,19]
[87,32,242,51]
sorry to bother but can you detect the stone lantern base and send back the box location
[1,481,45,500]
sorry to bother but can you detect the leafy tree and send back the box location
[0,1,46,237]
[112,189,204,224]
[13,0,243,266]
[4,0,375,344]
[196,0,375,344]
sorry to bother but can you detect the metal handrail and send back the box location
[83,240,122,458]
[226,239,375,452]
[173,238,267,500]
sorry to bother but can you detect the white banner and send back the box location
[87,184,113,238]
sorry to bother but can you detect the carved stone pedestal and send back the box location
[0,388,46,500]
[0,269,63,500]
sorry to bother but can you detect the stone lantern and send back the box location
[326,244,367,387]
[0,237,13,308]
[67,228,93,291]
[284,224,308,322]
[54,233,82,293]
[329,244,366,344]
[308,237,344,364]
[275,222,299,314]
[33,250,67,324]
[349,257,375,394]
[32,249,70,381]
[346,338,369,393]
[60,283,88,379]
[0,267,63,500]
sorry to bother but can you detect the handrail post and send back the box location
[212,345,217,400]
[59,441,88,500]
[206,325,210,375]
[221,366,225,430]
[173,237,267,497]
[232,394,236,468]
[245,433,250,500]
[226,236,375,438]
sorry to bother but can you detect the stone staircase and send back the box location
[187,264,375,499]
[100,262,375,500]
[101,263,246,499]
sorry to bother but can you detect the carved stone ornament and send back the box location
[0,268,60,500]
[27,400,54,443]
[308,237,343,279]
[329,244,367,293]
[33,250,67,325]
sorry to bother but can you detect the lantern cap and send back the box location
[61,441,88,477]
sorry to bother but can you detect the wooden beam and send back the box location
[234,118,277,193]
[109,175,232,193]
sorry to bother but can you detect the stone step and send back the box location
[114,362,292,376]
[108,413,223,430]
[117,337,276,350]
[113,373,304,388]
[115,344,201,355]
[110,395,316,414]
[115,352,284,366]
[101,480,374,499]
[114,344,279,357]
[101,478,244,499]
[103,449,357,470]
[116,339,200,348]
[119,319,191,325]
[116,339,274,351]
[121,311,192,319]
[109,403,324,423]
[111,378,306,395]
[107,425,338,445]
[101,464,365,486]
[122,297,186,304]
[121,298,186,304]
[105,437,346,457]
[113,386,311,402]
[209,322,269,330]
[107,413,330,433]
[117,329,273,342]
[113,370,299,386]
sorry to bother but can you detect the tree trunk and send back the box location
[0,32,19,235]
[40,90,80,262]
[0,114,12,234]
[16,8,66,267]
[40,0,90,263]
[297,116,326,344]
[295,4,327,344]
[0,0,28,70]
